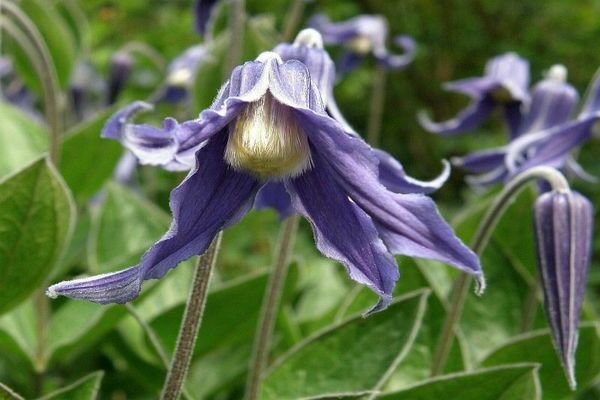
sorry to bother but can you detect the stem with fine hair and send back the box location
[244,215,300,400]
[160,233,222,400]
[225,0,245,76]
[367,66,387,146]
[430,167,570,376]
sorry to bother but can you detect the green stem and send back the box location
[160,233,222,400]
[281,0,305,42]
[224,0,245,76]
[429,166,570,376]
[244,215,300,400]
[367,66,387,146]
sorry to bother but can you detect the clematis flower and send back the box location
[159,44,210,104]
[454,65,599,187]
[309,14,416,74]
[533,190,593,389]
[194,0,220,37]
[48,52,482,313]
[419,53,530,138]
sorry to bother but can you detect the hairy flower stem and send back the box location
[430,167,570,376]
[367,66,387,146]
[281,0,306,42]
[225,0,245,76]
[160,233,222,400]
[244,215,300,400]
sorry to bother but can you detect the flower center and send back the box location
[491,87,513,102]
[347,36,373,55]
[224,92,312,179]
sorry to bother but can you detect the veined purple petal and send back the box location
[534,191,593,389]
[48,134,260,304]
[287,149,399,313]
[194,0,219,37]
[254,182,295,221]
[376,35,416,70]
[295,107,482,280]
[374,149,450,194]
[453,148,506,174]
[418,96,496,136]
[483,52,530,103]
[102,101,154,140]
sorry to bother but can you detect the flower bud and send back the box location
[533,190,594,389]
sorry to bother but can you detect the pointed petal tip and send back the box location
[362,295,393,318]
[474,273,486,296]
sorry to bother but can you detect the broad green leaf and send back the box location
[0,300,36,365]
[379,364,541,400]
[0,158,75,315]
[11,0,77,91]
[259,290,430,400]
[38,371,103,400]
[481,324,600,400]
[0,102,48,179]
[59,108,123,204]
[88,183,169,274]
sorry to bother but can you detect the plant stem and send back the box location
[244,215,300,400]
[281,0,305,42]
[225,0,245,76]
[160,233,222,400]
[429,167,570,376]
[367,66,387,146]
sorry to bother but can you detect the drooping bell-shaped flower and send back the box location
[419,53,530,137]
[48,52,482,313]
[107,51,133,105]
[194,0,220,37]
[159,45,210,104]
[533,190,593,389]
[309,14,416,74]
[70,62,105,121]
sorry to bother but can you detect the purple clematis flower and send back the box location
[454,65,600,187]
[159,44,210,104]
[194,0,220,37]
[48,52,482,313]
[419,53,530,138]
[533,190,593,389]
[309,14,416,74]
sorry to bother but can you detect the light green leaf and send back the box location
[59,108,123,204]
[0,158,75,315]
[379,364,541,400]
[88,183,169,274]
[38,371,103,400]
[481,324,600,400]
[0,102,48,179]
[259,290,430,400]
[0,300,37,365]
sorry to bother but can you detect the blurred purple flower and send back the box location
[533,190,593,389]
[419,53,530,137]
[194,0,219,37]
[159,44,209,104]
[454,65,600,187]
[107,51,133,105]
[309,14,416,74]
[48,52,481,313]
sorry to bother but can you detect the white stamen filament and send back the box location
[225,92,312,179]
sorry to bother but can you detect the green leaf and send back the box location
[10,0,77,91]
[481,324,600,400]
[89,183,169,274]
[0,158,75,315]
[59,108,123,204]
[0,300,36,365]
[378,364,541,400]
[0,102,48,179]
[259,290,430,400]
[38,371,103,400]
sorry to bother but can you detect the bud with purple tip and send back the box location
[107,51,133,105]
[533,190,594,389]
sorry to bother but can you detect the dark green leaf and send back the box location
[0,158,75,315]
[59,108,123,204]
[260,290,430,400]
[38,371,103,400]
[481,324,600,400]
[0,102,48,179]
[379,364,541,400]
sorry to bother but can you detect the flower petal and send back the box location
[254,182,295,221]
[194,0,219,37]
[374,149,450,194]
[452,148,506,174]
[286,149,398,312]
[418,95,496,136]
[376,35,416,70]
[48,134,260,304]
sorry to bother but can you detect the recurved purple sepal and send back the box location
[533,190,594,389]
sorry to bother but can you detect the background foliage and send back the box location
[0,0,599,399]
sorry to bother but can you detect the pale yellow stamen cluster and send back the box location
[225,92,312,179]
[347,36,373,55]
